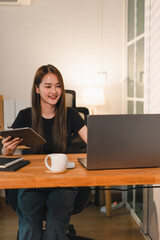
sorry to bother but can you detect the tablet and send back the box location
[0,127,46,146]
[0,156,24,168]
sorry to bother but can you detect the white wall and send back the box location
[0,0,125,114]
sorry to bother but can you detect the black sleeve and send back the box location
[12,108,32,129]
[68,108,85,134]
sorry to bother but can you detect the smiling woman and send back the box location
[1,64,88,240]
[30,64,67,154]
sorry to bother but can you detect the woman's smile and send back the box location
[49,95,57,99]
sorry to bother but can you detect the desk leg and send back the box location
[104,186,112,217]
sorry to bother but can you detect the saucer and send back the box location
[67,162,75,169]
[46,169,67,174]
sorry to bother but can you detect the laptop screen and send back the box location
[86,114,160,170]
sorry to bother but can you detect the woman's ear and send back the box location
[35,85,40,94]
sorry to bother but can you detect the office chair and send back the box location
[64,91,93,239]
[65,90,89,154]
[66,187,93,240]
[76,107,89,123]
[65,89,76,108]
[67,106,89,154]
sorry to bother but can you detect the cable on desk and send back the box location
[98,185,160,191]
[60,186,160,191]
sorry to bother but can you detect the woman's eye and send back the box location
[56,85,61,88]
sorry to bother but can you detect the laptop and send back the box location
[78,114,160,170]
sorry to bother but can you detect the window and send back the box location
[127,0,144,114]
[126,0,145,223]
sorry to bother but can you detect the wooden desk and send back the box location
[0,153,160,189]
[1,153,160,217]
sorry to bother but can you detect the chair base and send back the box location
[67,224,95,240]
[17,226,95,240]
[67,234,95,240]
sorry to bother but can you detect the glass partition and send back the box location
[136,101,143,114]
[135,185,143,222]
[128,0,135,41]
[137,0,144,36]
[136,38,144,98]
[127,44,134,98]
[127,101,134,114]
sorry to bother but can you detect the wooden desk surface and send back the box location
[0,154,160,189]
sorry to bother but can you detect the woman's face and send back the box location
[36,72,62,108]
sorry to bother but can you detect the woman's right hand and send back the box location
[1,136,23,156]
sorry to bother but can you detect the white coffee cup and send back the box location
[45,153,68,172]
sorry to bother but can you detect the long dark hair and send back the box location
[31,64,67,153]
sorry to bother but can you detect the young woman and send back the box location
[2,64,87,240]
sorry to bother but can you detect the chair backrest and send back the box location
[64,90,89,153]
[65,90,76,108]
[76,107,89,124]
[67,106,89,154]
